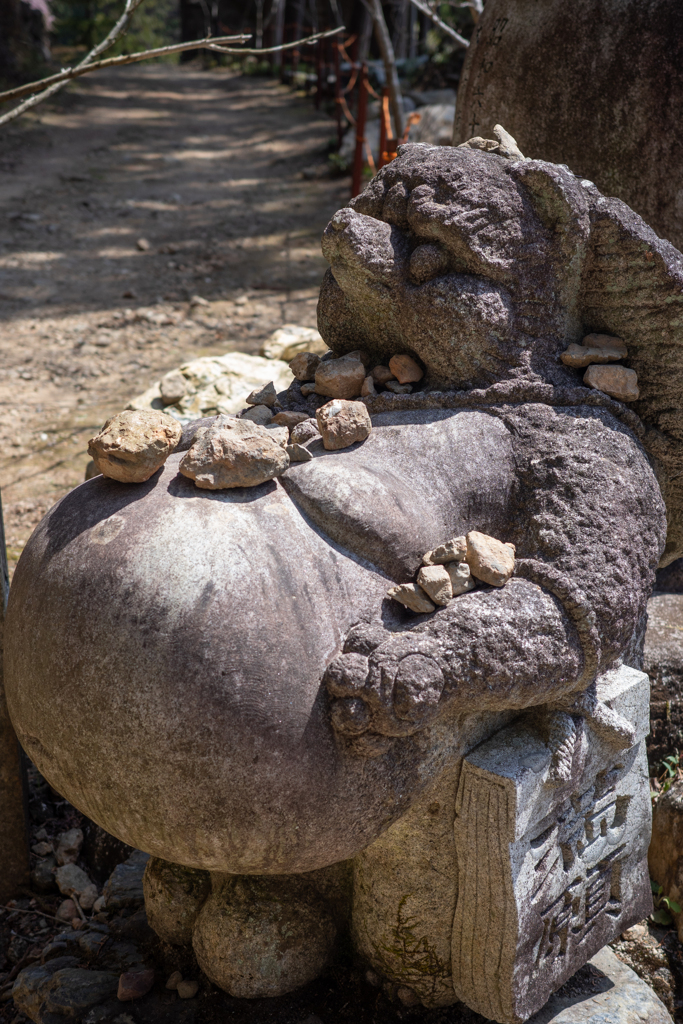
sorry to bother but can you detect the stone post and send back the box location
[0,490,29,900]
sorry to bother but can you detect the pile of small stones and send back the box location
[86,348,426,491]
[388,531,516,613]
[561,332,639,402]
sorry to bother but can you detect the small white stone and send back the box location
[466,531,515,587]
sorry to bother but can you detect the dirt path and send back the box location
[0,64,348,574]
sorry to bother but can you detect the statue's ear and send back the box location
[578,190,683,566]
[508,159,590,248]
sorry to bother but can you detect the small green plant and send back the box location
[650,879,681,926]
[650,749,681,805]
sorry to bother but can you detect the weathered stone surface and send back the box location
[649,780,683,944]
[240,403,273,425]
[446,560,475,596]
[55,828,83,866]
[246,381,277,407]
[103,851,149,910]
[583,333,627,356]
[55,862,91,896]
[179,416,289,489]
[584,364,639,402]
[423,536,467,566]
[452,667,652,1022]
[143,857,210,946]
[79,883,98,910]
[12,957,119,1023]
[56,897,78,923]
[389,354,423,384]
[317,143,683,564]
[387,583,435,614]
[260,323,327,361]
[265,423,288,448]
[361,375,376,397]
[416,565,452,606]
[118,968,154,1001]
[314,355,366,400]
[192,875,336,998]
[289,351,321,381]
[384,381,412,394]
[159,369,188,407]
[453,0,683,253]
[177,979,199,999]
[528,946,672,1024]
[271,410,309,428]
[466,531,515,586]
[88,410,181,483]
[129,351,294,421]
[370,365,395,386]
[286,442,313,463]
[166,970,182,989]
[560,343,627,368]
[290,418,320,445]
[316,399,372,451]
[644,594,683,767]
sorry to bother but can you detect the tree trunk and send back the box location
[369,0,404,139]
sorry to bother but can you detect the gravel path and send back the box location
[0,63,348,574]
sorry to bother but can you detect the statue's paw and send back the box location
[324,639,447,750]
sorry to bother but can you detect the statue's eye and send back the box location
[409,244,449,284]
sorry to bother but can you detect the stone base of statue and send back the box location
[143,666,651,1023]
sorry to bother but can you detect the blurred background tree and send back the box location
[50,0,180,54]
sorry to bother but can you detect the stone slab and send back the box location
[527,946,672,1024]
[452,667,652,1023]
[644,594,683,767]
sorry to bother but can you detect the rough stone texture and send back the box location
[179,415,289,489]
[584,364,639,402]
[388,354,423,384]
[527,946,672,1024]
[452,667,652,1023]
[129,350,294,422]
[240,403,273,425]
[560,343,626,368]
[246,381,278,407]
[143,857,211,945]
[446,560,475,596]
[103,851,149,910]
[271,410,310,428]
[55,862,91,896]
[317,144,683,565]
[314,355,366,400]
[361,375,376,398]
[260,324,326,361]
[452,0,683,254]
[466,531,515,587]
[88,410,182,484]
[583,334,628,356]
[286,443,313,463]
[118,968,155,1001]
[416,565,452,606]
[387,583,435,614]
[315,399,372,451]
[12,957,119,1023]
[643,594,683,767]
[192,875,337,998]
[288,351,321,381]
[159,369,188,407]
[55,828,83,866]
[289,418,320,445]
[649,780,683,944]
[423,536,467,566]
[370,365,395,386]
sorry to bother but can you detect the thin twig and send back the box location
[0,904,63,925]
[0,35,251,105]
[408,0,469,47]
[0,0,148,128]
[205,25,344,55]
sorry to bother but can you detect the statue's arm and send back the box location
[326,410,668,746]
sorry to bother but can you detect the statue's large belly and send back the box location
[5,456,408,871]
[5,410,515,873]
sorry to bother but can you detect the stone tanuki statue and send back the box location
[5,133,683,1022]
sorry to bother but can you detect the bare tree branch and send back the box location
[0,0,148,128]
[368,0,404,138]
[408,0,470,47]
[0,21,344,129]
[0,35,251,105]
[205,25,344,55]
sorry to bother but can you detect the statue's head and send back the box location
[318,143,683,563]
